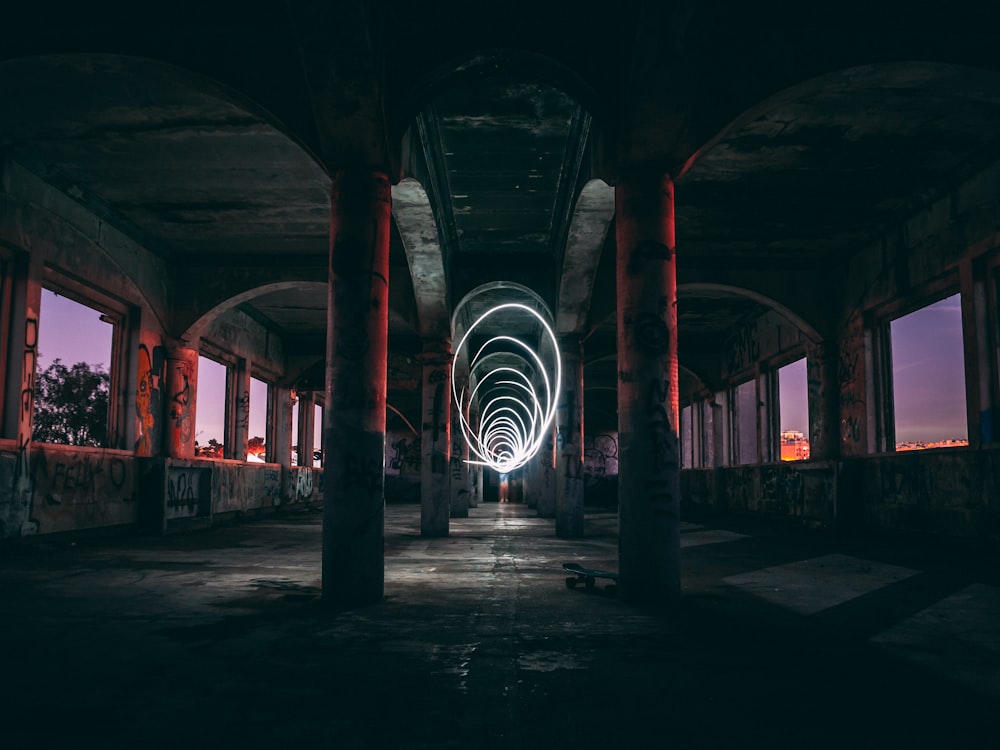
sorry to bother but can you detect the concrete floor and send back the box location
[1,502,998,749]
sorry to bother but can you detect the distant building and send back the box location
[896,439,969,451]
[780,430,810,461]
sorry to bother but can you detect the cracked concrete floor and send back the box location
[1,502,998,749]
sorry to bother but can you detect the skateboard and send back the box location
[563,561,619,589]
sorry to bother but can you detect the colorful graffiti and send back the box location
[135,344,165,457]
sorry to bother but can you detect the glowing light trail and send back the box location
[452,302,561,473]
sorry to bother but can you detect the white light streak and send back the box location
[452,302,561,474]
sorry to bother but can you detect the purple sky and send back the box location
[778,357,809,434]
[891,294,967,443]
[36,289,112,372]
[36,288,969,451]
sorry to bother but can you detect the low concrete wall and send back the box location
[682,461,837,528]
[286,465,323,505]
[0,443,137,538]
[682,448,1000,543]
[858,448,1000,541]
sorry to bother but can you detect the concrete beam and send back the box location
[392,178,449,339]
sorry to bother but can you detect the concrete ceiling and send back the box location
[2,1,1000,431]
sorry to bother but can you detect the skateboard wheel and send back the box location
[565,577,578,589]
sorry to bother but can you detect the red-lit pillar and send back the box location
[419,339,451,535]
[556,338,585,537]
[5,261,42,535]
[165,346,198,459]
[615,169,680,606]
[323,170,390,606]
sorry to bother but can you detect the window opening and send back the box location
[33,288,114,447]
[313,403,323,468]
[195,355,228,457]
[290,391,300,465]
[890,294,968,450]
[778,358,810,461]
[247,376,269,462]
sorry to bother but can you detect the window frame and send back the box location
[38,268,128,449]
[871,275,965,453]
[196,346,235,459]
[248,370,275,463]
[0,248,13,426]
[730,376,759,466]
[770,351,811,463]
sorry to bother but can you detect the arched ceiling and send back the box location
[2,1,1000,430]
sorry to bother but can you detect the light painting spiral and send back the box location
[452,302,561,473]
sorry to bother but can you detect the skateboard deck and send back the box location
[563,561,619,589]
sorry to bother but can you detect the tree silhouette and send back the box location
[33,358,110,447]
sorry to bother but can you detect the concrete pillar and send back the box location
[615,169,681,606]
[806,340,839,461]
[166,346,198,459]
[961,260,994,447]
[524,448,538,509]
[536,427,557,518]
[135,336,166,458]
[450,385,470,517]
[471,463,482,508]
[419,340,451,535]
[297,391,315,467]
[322,169,390,606]
[4,259,41,535]
[556,339,585,537]
[233,359,250,461]
[274,386,295,468]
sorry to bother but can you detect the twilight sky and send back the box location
[36,288,969,452]
[891,294,967,443]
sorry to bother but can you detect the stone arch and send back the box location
[179,282,326,344]
[679,281,823,345]
[392,48,607,144]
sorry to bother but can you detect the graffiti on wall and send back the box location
[166,467,206,519]
[2,313,42,536]
[135,344,165,457]
[726,319,760,375]
[839,314,865,451]
[583,432,619,486]
[168,357,194,448]
[387,435,421,475]
[19,447,136,532]
[294,467,315,501]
